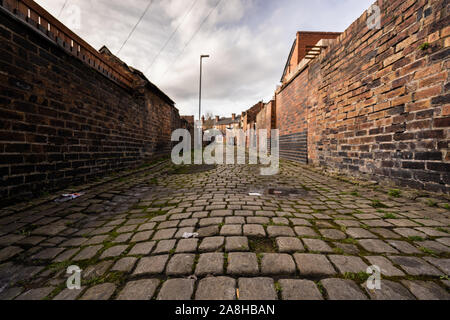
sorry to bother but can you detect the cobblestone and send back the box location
[279,279,323,300]
[303,239,333,253]
[401,280,450,300]
[276,237,304,252]
[16,287,54,300]
[166,254,195,276]
[243,224,266,237]
[153,239,177,254]
[0,160,448,300]
[328,255,368,274]
[117,279,159,300]
[321,278,367,300]
[112,257,137,272]
[365,280,415,300]
[128,241,155,255]
[238,277,277,300]
[80,283,116,300]
[133,255,169,275]
[261,253,296,275]
[293,253,336,276]
[157,279,195,300]
[389,256,443,276]
[227,252,259,275]
[195,253,224,276]
[199,237,224,252]
[195,277,236,300]
[267,226,295,237]
[225,236,248,251]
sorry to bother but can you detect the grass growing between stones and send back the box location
[383,213,397,219]
[83,271,125,287]
[419,247,438,256]
[342,271,370,283]
[388,189,401,198]
[370,200,388,208]
[143,209,168,220]
[436,227,448,234]
[408,236,425,242]
[274,282,282,294]
[426,199,438,207]
[342,238,357,245]
[350,190,360,197]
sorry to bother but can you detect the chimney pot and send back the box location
[215,116,219,122]
[232,113,236,120]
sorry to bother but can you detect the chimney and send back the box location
[215,116,219,123]
[232,113,236,120]
[201,116,205,123]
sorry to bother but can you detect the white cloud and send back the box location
[36,0,375,118]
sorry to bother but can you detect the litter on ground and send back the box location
[182,232,199,239]
[54,193,84,202]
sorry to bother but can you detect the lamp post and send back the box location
[199,54,210,122]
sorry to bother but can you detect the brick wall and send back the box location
[275,0,450,193]
[276,66,314,163]
[256,100,276,152]
[0,7,190,204]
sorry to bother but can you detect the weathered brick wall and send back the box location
[0,8,189,203]
[276,0,450,193]
[256,100,276,151]
[276,66,315,163]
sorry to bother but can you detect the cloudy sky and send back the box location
[35,0,374,118]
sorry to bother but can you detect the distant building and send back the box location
[281,31,341,84]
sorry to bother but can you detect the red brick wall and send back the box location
[256,100,276,152]
[276,0,450,193]
[0,8,189,203]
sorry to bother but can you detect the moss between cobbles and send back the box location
[436,227,449,234]
[419,247,438,256]
[16,224,37,236]
[426,199,438,207]
[223,253,229,270]
[46,260,74,272]
[274,282,282,294]
[342,271,371,283]
[370,200,388,208]
[333,247,345,254]
[256,253,263,266]
[143,210,168,220]
[383,213,397,219]
[315,281,325,296]
[82,271,125,287]
[408,236,425,242]
[341,238,357,245]
[388,189,401,198]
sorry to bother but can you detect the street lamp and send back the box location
[199,54,210,122]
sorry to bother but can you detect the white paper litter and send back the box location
[182,232,199,239]
[249,192,262,196]
[54,193,84,202]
